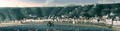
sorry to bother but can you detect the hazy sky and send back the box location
[0,0,119,7]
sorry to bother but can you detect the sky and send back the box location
[0,0,119,7]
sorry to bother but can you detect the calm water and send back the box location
[0,23,115,31]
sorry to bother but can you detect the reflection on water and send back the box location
[0,23,114,31]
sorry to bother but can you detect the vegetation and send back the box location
[0,3,120,21]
